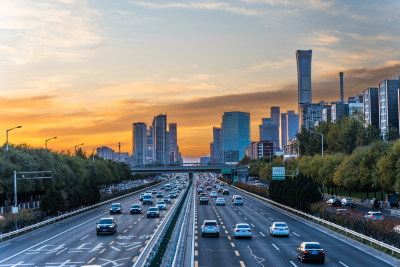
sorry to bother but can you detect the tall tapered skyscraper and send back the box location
[296,50,312,109]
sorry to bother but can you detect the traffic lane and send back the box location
[214,195,293,266]
[195,194,243,267]
[0,183,167,264]
[227,186,395,267]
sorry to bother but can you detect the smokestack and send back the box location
[339,72,344,102]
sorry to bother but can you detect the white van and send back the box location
[143,193,153,205]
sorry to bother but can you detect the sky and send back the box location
[1,0,400,157]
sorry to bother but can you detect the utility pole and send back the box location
[119,142,121,162]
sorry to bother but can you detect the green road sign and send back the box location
[233,176,238,182]
[221,168,232,174]
[272,167,285,180]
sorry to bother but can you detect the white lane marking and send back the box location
[80,234,89,240]
[290,260,297,267]
[238,212,242,215]
[272,243,280,251]
[339,261,349,267]
[268,217,273,220]
[110,246,121,251]
[248,245,265,266]
[260,212,264,215]
[56,247,68,255]
[251,223,255,227]
[0,244,10,249]
[292,232,300,237]
[244,217,248,221]
[259,232,265,237]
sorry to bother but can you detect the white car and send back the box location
[233,223,252,239]
[156,201,166,210]
[269,222,289,237]
[341,198,354,206]
[201,220,219,237]
[364,211,384,221]
[210,191,218,197]
[394,225,400,233]
[216,198,225,206]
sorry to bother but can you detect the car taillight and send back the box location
[371,216,375,219]
[303,251,309,254]
[247,230,251,232]
[273,228,278,230]
[320,251,325,254]
[236,230,240,232]
[203,226,207,228]
[214,225,219,227]
[284,228,289,230]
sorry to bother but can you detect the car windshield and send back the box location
[149,208,158,211]
[372,212,382,215]
[131,205,140,208]
[305,244,322,249]
[235,197,242,200]
[157,202,164,205]
[99,219,113,224]
[204,221,217,226]
[237,225,249,229]
[111,204,120,208]
[275,223,287,227]
[217,198,224,201]
[163,197,169,199]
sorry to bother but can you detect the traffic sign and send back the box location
[272,167,285,180]
[221,168,232,174]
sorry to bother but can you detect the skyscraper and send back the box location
[363,88,379,128]
[222,112,250,163]
[154,114,168,163]
[133,122,147,165]
[146,126,154,162]
[211,127,222,163]
[379,77,400,137]
[259,118,279,149]
[280,113,287,149]
[286,111,299,144]
[270,106,280,126]
[168,123,179,163]
[296,50,312,108]
[299,102,330,130]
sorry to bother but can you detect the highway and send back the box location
[0,181,185,267]
[193,174,396,267]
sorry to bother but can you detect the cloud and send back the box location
[245,58,293,72]
[300,31,341,46]
[0,0,101,64]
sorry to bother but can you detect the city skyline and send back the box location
[1,0,400,156]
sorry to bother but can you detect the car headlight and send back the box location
[97,225,100,229]
[109,225,113,228]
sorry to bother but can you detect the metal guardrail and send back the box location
[133,182,192,267]
[231,185,400,256]
[0,181,163,242]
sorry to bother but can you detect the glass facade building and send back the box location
[222,112,250,163]
[363,88,379,128]
[154,114,168,163]
[379,78,400,137]
[133,122,147,165]
[286,111,299,144]
[259,118,279,149]
[211,127,222,163]
[296,50,312,108]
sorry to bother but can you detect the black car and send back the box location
[97,217,117,235]
[222,189,229,195]
[147,207,160,218]
[157,192,164,198]
[326,198,341,207]
[130,204,142,214]
[199,197,209,205]
[109,203,122,214]
[297,242,325,263]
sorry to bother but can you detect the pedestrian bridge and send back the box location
[131,163,248,175]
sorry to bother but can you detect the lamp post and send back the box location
[310,130,323,158]
[92,147,101,162]
[74,143,84,157]
[45,137,57,152]
[6,126,22,151]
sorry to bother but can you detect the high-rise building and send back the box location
[97,146,115,161]
[168,123,179,163]
[331,103,349,123]
[154,114,168,163]
[222,111,250,163]
[296,50,312,109]
[210,127,222,163]
[271,107,280,126]
[280,113,287,149]
[146,126,154,162]
[133,122,147,165]
[245,141,274,160]
[363,88,379,128]
[286,111,299,144]
[379,77,400,136]
[299,102,330,130]
[259,118,279,148]
[322,106,332,122]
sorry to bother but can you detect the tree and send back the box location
[377,139,400,193]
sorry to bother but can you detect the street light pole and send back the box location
[74,143,84,157]
[6,125,22,151]
[45,136,57,152]
[310,130,324,157]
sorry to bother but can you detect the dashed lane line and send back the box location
[225,230,229,234]
[139,247,144,253]
[80,234,89,240]
[235,250,240,256]
[99,248,106,254]
[195,250,198,256]
[339,261,349,267]
[88,258,96,264]
[239,261,246,267]
[268,217,273,220]
[231,242,235,248]
[289,260,297,267]
[244,217,248,221]
[132,256,138,263]
[272,243,280,251]
[123,230,128,233]
[292,232,300,237]
[227,236,231,240]
[251,223,255,227]
[260,232,265,237]
[195,261,199,267]
[109,241,115,246]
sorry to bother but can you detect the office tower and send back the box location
[222,111,250,163]
[146,126,154,162]
[296,50,312,108]
[322,106,331,122]
[339,72,344,102]
[168,123,179,163]
[331,103,349,123]
[133,122,147,165]
[271,106,280,126]
[211,127,222,163]
[379,77,400,136]
[154,114,168,163]
[97,146,115,161]
[286,111,299,144]
[299,102,330,130]
[280,113,287,149]
[259,118,279,149]
[363,88,379,128]
[245,141,274,159]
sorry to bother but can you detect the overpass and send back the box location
[131,163,248,176]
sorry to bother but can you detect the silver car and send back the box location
[216,198,225,206]
[201,220,219,237]
[233,223,252,239]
